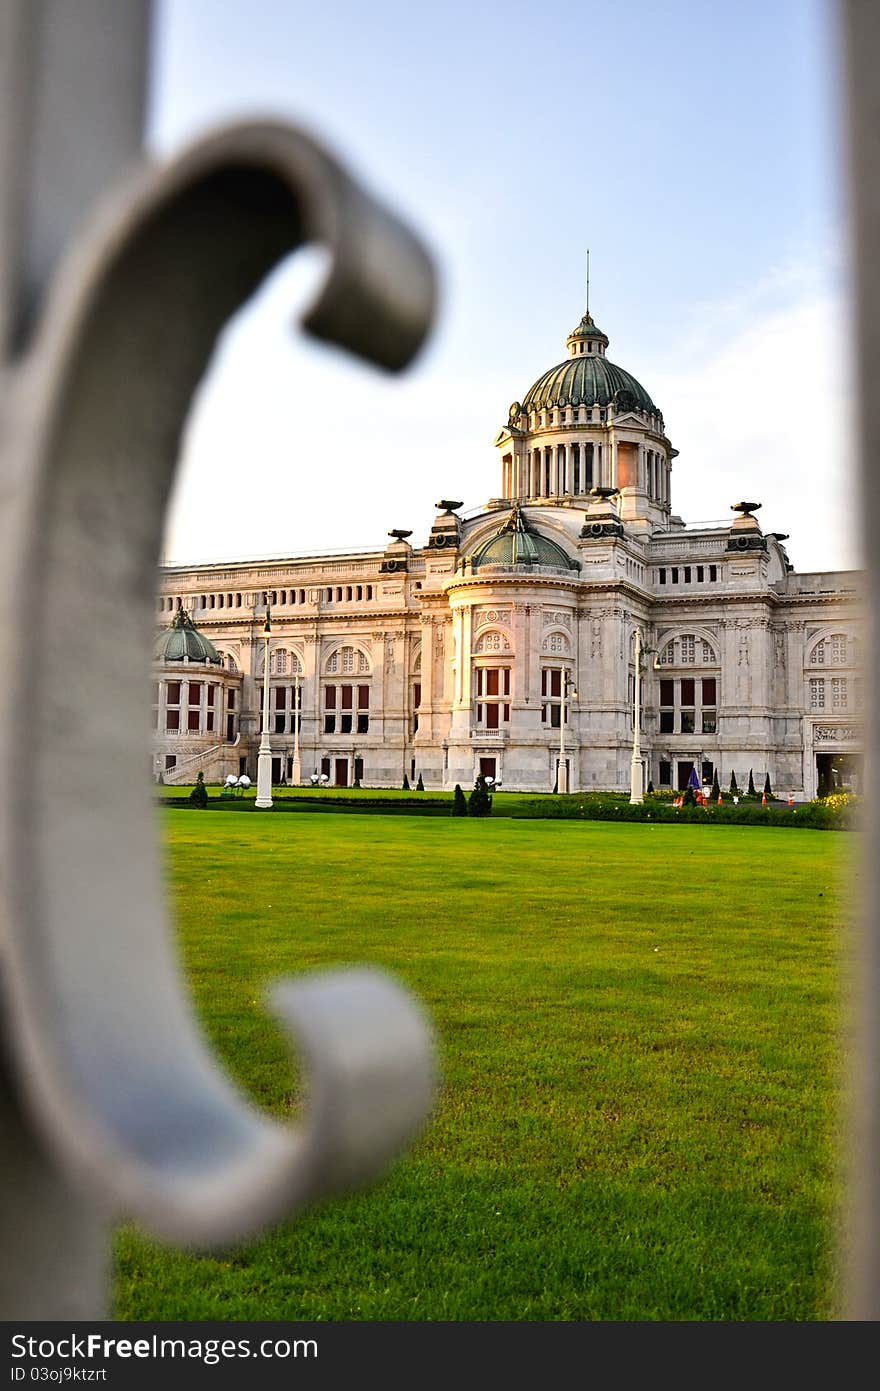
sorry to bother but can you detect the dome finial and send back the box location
[586,248,590,315]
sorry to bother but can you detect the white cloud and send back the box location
[163,250,861,580]
[645,267,859,574]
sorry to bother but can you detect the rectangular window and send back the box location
[680,678,695,706]
[659,760,672,786]
[696,566,704,582]
[274,714,285,735]
[226,714,235,741]
[206,710,215,733]
[341,685,353,710]
[831,677,847,709]
[187,709,200,732]
[684,567,692,583]
[659,710,674,733]
[324,714,336,733]
[207,685,216,707]
[809,678,826,710]
[680,710,695,734]
[188,683,200,706]
[166,682,180,705]
[227,689,235,710]
[702,712,717,734]
[165,709,180,732]
[831,635,847,664]
[325,686,336,711]
[709,565,718,581]
[354,757,364,782]
[671,567,679,584]
[680,636,695,665]
[659,568,666,585]
[340,713,353,734]
[660,679,675,706]
[359,685,370,709]
[702,678,716,705]
[321,758,331,779]
[702,761,714,785]
[357,714,369,734]
[549,704,561,728]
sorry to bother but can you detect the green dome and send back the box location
[156,609,222,664]
[566,312,609,346]
[522,353,657,416]
[470,506,580,573]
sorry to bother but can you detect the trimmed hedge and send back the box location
[159,790,859,830]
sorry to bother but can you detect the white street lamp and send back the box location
[291,666,301,786]
[630,626,646,804]
[558,667,578,794]
[255,603,273,809]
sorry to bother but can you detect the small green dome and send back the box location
[566,312,609,346]
[156,609,222,664]
[470,506,579,573]
[522,354,657,416]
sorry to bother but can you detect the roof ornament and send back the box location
[731,501,762,515]
[388,528,413,541]
[434,500,462,514]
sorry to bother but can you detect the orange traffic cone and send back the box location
[717,793,722,805]
[761,792,767,806]
[788,793,794,807]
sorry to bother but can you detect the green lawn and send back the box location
[115,813,850,1320]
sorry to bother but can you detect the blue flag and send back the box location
[688,765,700,791]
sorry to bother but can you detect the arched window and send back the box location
[326,645,370,675]
[473,629,511,654]
[543,632,571,656]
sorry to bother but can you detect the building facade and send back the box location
[155,308,862,798]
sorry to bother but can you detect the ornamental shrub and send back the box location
[729,770,738,795]
[402,774,410,790]
[747,769,756,797]
[764,772,773,798]
[646,779,654,794]
[711,771,721,800]
[189,771,208,808]
[468,775,493,817]
[416,773,425,791]
[452,784,468,817]
[683,786,695,807]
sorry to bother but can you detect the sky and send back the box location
[147,0,855,574]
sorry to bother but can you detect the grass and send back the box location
[114,813,850,1320]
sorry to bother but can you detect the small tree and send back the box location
[764,772,773,799]
[468,775,493,817]
[402,774,410,790]
[683,786,696,807]
[189,770,208,808]
[711,770,721,800]
[729,770,738,796]
[416,772,425,791]
[646,779,654,795]
[747,769,756,797]
[452,784,468,817]
[352,777,361,788]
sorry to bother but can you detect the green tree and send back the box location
[747,769,756,797]
[764,772,773,799]
[416,772,425,791]
[729,770,738,796]
[402,774,410,790]
[646,779,654,795]
[468,775,493,817]
[711,771,721,800]
[452,784,468,817]
[189,771,208,808]
[683,786,696,807]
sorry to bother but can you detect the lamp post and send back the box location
[255,603,273,809]
[291,666,301,786]
[558,667,578,794]
[630,626,645,804]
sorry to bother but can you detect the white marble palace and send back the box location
[154,306,862,798]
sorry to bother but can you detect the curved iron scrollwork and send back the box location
[0,119,438,1316]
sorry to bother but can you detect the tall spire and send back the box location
[586,248,590,315]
